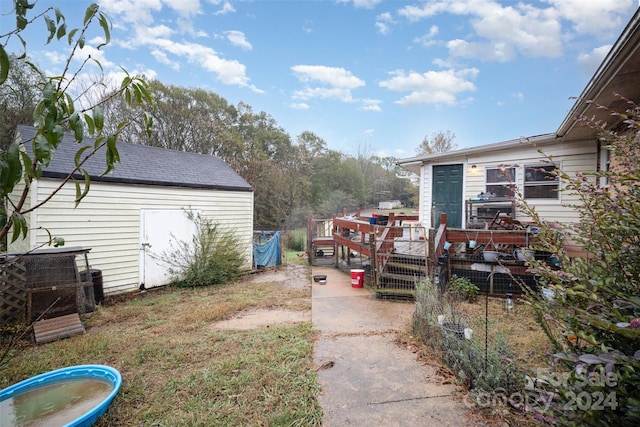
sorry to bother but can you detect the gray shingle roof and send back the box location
[17,125,253,192]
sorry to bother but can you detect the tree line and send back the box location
[2,56,418,230]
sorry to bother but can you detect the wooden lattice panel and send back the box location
[1,260,27,324]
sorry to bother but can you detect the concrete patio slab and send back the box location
[312,266,483,426]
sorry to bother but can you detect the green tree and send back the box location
[0,54,45,150]
[0,2,153,245]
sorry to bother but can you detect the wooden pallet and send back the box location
[33,313,85,344]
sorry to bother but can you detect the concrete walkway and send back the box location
[312,266,481,427]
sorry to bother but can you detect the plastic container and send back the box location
[350,269,365,288]
[483,250,500,262]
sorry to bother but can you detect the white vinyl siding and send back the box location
[419,163,431,227]
[461,139,597,226]
[9,179,253,295]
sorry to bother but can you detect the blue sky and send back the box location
[2,0,638,158]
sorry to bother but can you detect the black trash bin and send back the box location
[81,269,104,305]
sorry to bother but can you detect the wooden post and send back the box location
[369,232,377,291]
[307,215,313,265]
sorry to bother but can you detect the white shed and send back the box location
[378,200,402,210]
[9,126,254,295]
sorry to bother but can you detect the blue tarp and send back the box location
[253,231,281,268]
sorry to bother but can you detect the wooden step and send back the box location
[33,313,85,344]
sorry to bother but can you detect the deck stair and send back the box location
[375,252,428,299]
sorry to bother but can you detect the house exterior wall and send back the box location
[419,138,598,229]
[419,163,431,226]
[8,178,254,295]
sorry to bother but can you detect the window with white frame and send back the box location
[485,167,516,198]
[523,163,559,199]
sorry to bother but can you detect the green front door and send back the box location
[432,164,463,228]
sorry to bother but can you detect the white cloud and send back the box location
[577,44,612,74]
[150,38,260,91]
[396,0,564,60]
[291,65,365,102]
[447,39,516,62]
[99,0,163,25]
[76,43,115,69]
[512,92,524,102]
[396,1,447,21]
[376,21,390,35]
[413,25,439,47]
[214,1,235,15]
[336,0,382,9]
[225,31,252,50]
[303,19,314,34]
[363,129,375,137]
[99,0,257,92]
[290,103,310,110]
[361,99,382,112]
[151,49,180,70]
[135,25,175,41]
[163,0,201,18]
[42,50,67,65]
[395,0,636,64]
[547,0,635,36]
[379,67,478,106]
[375,12,394,35]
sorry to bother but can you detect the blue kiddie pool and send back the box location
[0,365,122,427]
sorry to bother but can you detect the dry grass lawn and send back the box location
[0,270,321,426]
[457,296,551,369]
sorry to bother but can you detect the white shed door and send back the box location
[140,210,197,288]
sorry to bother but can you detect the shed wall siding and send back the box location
[6,180,33,253]
[10,179,253,295]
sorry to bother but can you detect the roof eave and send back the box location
[557,7,640,138]
[396,133,556,168]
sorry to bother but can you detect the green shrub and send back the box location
[449,276,479,301]
[518,96,640,426]
[161,211,246,287]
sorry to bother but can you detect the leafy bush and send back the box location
[449,275,479,301]
[518,96,640,426]
[161,211,246,287]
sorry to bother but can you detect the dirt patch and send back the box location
[210,308,311,330]
[248,264,310,289]
[210,265,312,330]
